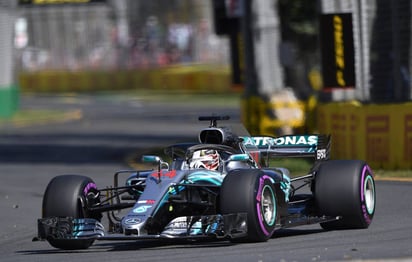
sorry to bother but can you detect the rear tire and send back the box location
[314,160,376,230]
[42,175,100,250]
[220,170,277,242]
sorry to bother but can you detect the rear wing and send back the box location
[242,134,331,161]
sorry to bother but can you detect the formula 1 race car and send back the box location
[34,116,376,250]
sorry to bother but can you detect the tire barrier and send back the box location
[241,95,306,136]
[18,64,232,93]
[242,96,412,169]
[317,102,412,169]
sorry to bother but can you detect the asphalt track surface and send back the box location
[0,93,411,262]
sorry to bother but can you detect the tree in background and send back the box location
[277,0,319,99]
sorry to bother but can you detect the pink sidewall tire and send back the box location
[314,160,376,230]
[220,170,277,242]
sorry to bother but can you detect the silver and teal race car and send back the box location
[34,116,376,250]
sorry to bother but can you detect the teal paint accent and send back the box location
[187,171,223,186]
[0,85,19,118]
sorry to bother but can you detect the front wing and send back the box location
[34,213,248,242]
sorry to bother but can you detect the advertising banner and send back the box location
[18,0,106,5]
[320,13,355,89]
[317,102,412,169]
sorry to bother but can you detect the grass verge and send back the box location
[0,109,82,127]
[128,147,412,181]
[98,89,243,107]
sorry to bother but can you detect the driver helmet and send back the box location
[190,149,220,170]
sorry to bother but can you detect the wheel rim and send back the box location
[364,175,375,215]
[261,185,276,226]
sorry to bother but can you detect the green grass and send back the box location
[274,159,412,180]
[373,169,412,180]
[4,91,412,180]
[100,89,243,107]
[269,158,412,179]
[131,147,412,180]
[267,158,314,176]
[0,109,81,127]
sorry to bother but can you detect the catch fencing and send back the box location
[319,0,412,169]
[16,0,228,72]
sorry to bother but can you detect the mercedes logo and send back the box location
[124,218,141,225]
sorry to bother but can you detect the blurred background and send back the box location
[1,0,412,169]
[14,1,229,70]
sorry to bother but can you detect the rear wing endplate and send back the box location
[242,134,331,160]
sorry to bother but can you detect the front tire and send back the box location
[314,160,376,230]
[220,170,277,242]
[42,175,101,250]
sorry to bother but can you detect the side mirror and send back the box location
[141,155,161,163]
[141,155,169,170]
